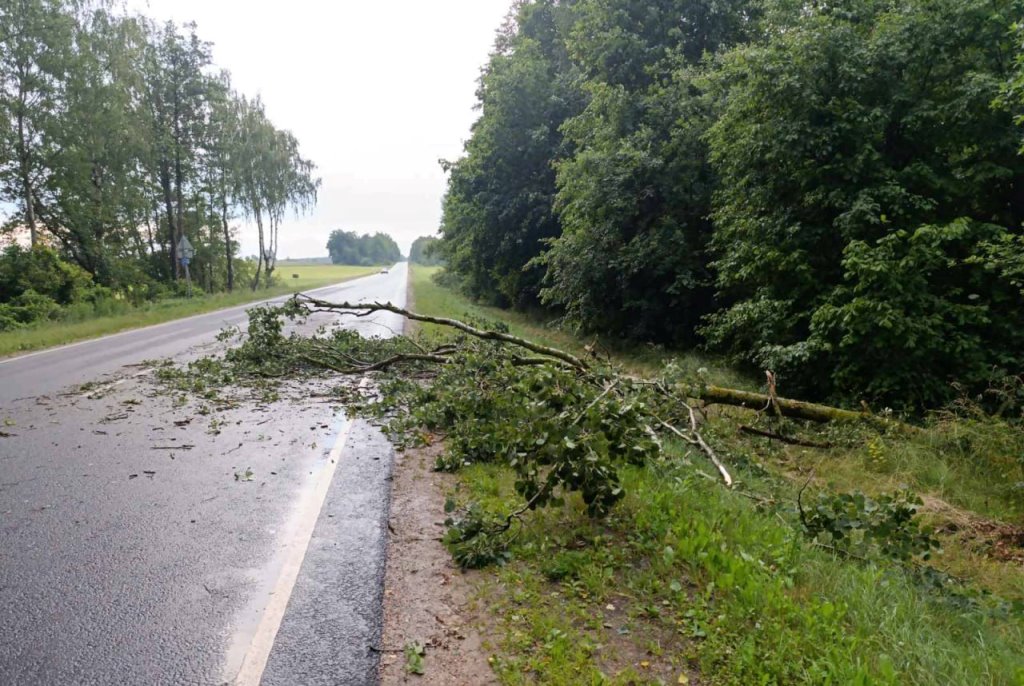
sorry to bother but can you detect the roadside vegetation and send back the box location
[406,265,1024,684]
[1,0,320,332]
[437,0,1024,413]
[416,2,1024,675]
[151,263,1022,683]
[326,230,402,266]
[409,236,443,267]
[0,258,375,357]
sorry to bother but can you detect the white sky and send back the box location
[128,0,512,258]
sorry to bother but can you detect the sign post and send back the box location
[176,235,195,298]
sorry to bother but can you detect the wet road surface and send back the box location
[0,264,408,685]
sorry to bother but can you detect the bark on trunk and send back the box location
[220,170,233,291]
[16,93,37,247]
[694,385,894,429]
[159,160,177,276]
[173,147,185,279]
[251,204,265,291]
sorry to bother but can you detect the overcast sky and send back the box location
[127,0,513,258]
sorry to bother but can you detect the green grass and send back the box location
[0,264,378,357]
[410,265,1024,685]
[461,460,1024,685]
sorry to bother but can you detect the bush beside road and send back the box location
[0,263,380,358]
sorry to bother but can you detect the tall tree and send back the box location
[143,20,211,279]
[539,0,758,343]
[439,0,584,308]
[705,0,1024,406]
[0,0,75,246]
[235,96,318,289]
[203,72,240,291]
[48,10,149,282]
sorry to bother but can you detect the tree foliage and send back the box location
[0,1,319,298]
[540,0,758,344]
[705,0,1024,408]
[326,230,401,266]
[439,0,1024,410]
[438,0,584,308]
[408,236,442,266]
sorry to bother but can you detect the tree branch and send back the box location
[294,296,589,371]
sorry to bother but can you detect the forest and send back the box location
[325,229,401,266]
[409,235,443,265]
[0,0,319,329]
[438,0,1024,412]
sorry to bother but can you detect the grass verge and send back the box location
[0,264,379,358]
[409,265,1024,685]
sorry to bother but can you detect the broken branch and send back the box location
[294,296,589,371]
[694,384,900,430]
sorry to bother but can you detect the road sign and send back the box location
[177,235,194,298]
[177,235,195,261]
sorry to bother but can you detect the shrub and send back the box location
[0,244,94,305]
[7,290,61,325]
[801,489,939,562]
[0,304,22,332]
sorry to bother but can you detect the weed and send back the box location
[404,641,426,675]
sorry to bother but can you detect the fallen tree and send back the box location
[294,296,901,430]
[154,296,939,569]
[695,385,896,429]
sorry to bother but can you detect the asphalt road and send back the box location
[0,263,408,685]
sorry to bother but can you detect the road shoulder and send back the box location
[377,443,496,685]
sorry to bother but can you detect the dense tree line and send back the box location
[409,236,442,265]
[438,0,1024,410]
[0,0,319,308]
[326,230,401,266]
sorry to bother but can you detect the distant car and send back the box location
[380,267,389,274]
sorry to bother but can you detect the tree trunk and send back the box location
[220,170,233,291]
[159,160,177,276]
[174,145,185,279]
[264,215,278,285]
[16,83,37,247]
[251,203,265,291]
[693,385,894,429]
[146,202,157,255]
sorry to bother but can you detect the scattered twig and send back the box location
[498,475,557,533]
[571,380,620,426]
[655,406,733,488]
[797,472,815,530]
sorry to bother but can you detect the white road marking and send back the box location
[77,377,127,400]
[229,377,370,686]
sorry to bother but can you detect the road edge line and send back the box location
[230,376,370,686]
